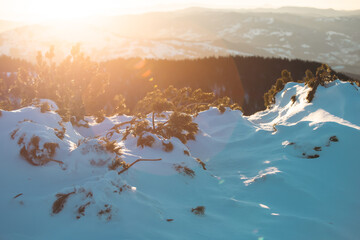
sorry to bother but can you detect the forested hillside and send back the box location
[103,56,355,114]
[0,53,356,115]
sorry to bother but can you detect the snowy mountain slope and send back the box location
[0,80,359,239]
[0,23,247,63]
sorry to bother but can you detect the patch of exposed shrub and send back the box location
[54,121,66,140]
[40,102,51,113]
[16,135,62,166]
[174,164,195,178]
[112,183,131,194]
[10,128,19,140]
[54,128,65,140]
[218,104,226,114]
[17,133,26,145]
[76,202,91,219]
[70,117,90,128]
[291,95,296,104]
[101,138,122,155]
[191,206,205,215]
[329,136,339,142]
[195,158,207,170]
[89,159,108,167]
[98,204,112,221]
[18,119,34,123]
[137,135,155,148]
[159,112,198,144]
[306,84,318,103]
[183,150,190,156]
[108,156,128,171]
[43,142,59,158]
[272,123,277,133]
[306,154,320,159]
[80,141,105,155]
[162,141,173,152]
[314,146,322,151]
[52,191,76,214]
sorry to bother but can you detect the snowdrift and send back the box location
[0,80,359,240]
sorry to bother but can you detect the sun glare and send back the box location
[26,0,94,21]
[23,0,144,22]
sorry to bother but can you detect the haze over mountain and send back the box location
[0,20,24,33]
[0,7,359,74]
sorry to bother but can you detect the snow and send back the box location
[217,23,242,37]
[262,46,293,58]
[269,31,293,37]
[242,28,268,39]
[0,80,360,239]
[326,31,350,41]
[243,17,274,25]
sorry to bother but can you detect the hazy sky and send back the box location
[1,0,359,22]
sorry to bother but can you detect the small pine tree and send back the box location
[306,64,337,103]
[304,69,315,85]
[315,64,337,86]
[281,69,293,83]
[275,78,285,91]
[263,69,293,108]
[161,112,198,144]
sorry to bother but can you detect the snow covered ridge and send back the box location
[0,80,360,239]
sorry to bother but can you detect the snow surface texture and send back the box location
[0,80,359,239]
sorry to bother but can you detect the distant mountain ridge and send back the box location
[0,7,359,74]
[0,20,24,33]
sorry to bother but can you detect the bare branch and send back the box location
[13,193,23,199]
[118,158,162,175]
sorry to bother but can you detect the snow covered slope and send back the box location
[0,80,359,239]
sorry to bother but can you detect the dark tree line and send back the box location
[102,56,355,115]
[0,52,356,116]
[0,55,33,73]
[0,48,239,125]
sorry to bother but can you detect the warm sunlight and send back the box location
[1,0,359,22]
[6,0,146,22]
[30,0,111,21]
[37,0,99,20]
[0,0,359,238]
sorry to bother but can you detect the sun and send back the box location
[25,0,104,22]
[20,0,148,23]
